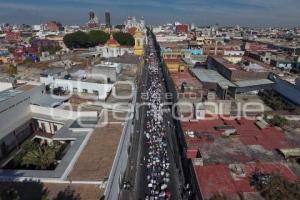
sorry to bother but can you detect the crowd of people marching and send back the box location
[144,36,172,200]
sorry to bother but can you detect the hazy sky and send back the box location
[0,0,299,26]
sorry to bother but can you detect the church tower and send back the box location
[134,30,144,56]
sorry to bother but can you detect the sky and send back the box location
[0,0,299,27]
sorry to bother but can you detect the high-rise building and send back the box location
[87,10,99,28]
[89,10,95,21]
[105,11,111,28]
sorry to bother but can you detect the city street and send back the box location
[121,32,184,200]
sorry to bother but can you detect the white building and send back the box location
[155,33,188,42]
[0,83,66,157]
[40,68,68,85]
[53,79,113,100]
[32,24,46,32]
[40,67,113,100]
[92,62,121,83]
[36,31,59,39]
[0,82,13,92]
[0,82,98,180]
[96,35,133,58]
[224,50,245,56]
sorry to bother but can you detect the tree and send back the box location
[0,187,20,200]
[63,30,136,49]
[53,186,81,200]
[209,193,228,200]
[270,115,289,128]
[63,31,91,49]
[6,64,17,76]
[114,24,125,30]
[64,30,110,49]
[88,30,109,46]
[113,32,135,46]
[251,173,300,200]
[21,142,59,170]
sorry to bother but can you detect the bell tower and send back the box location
[134,30,144,56]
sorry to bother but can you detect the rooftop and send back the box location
[105,54,141,65]
[169,69,205,96]
[0,89,23,104]
[234,79,274,88]
[40,67,65,76]
[105,35,120,47]
[191,68,235,88]
[195,162,297,199]
[94,62,120,68]
[68,111,127,181]
[181,117,300,170]
[30,94,68,108]
[211,56,270,73]
[182,117,294,154]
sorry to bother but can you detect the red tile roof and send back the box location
[195,164,238,199]
[195,163,297,199]
[182,117,293,151]
[105,35,120,46]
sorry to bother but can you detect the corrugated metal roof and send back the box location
[191,68,235,89]
[234,79,274,87]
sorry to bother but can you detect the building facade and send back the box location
[96,35,133,58]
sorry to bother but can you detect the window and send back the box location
[93,90,99,95]
[41,122,46,132]
[53,124,58,132]
[82,89,88,93]
[73,88,78,94]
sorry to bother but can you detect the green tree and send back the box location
[113,32,135,46]
[63,31,91,49]
[64,30,135,48]
[88,30,109,46]
[270,115,289,128]
[21,142,59,170]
